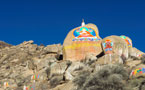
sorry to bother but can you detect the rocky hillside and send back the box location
[0,41,12,49]
[0,41,62,90]
[0,40,145,90]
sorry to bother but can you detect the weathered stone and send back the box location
[129,47,144,59]
[52,81,75,90]
[0,41,62,90]
[44,44,62,53]
[126,60,141,68]
[0,27,144,90]
[85,53,97,61]
[0,41,12,49]
[102,35,129,59]
[63,23,102,61]
[49,61,69,78]
[65,62,90,80]
[96,54,123,65]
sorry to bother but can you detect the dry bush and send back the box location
[73,64,130,90]
[49,75,63,88]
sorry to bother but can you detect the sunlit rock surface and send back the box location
[63,23,102,61]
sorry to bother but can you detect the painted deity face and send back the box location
[120,36,132,47]
[103,39,113,54]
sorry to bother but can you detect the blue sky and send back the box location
[0,0,144,52]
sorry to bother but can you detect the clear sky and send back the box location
[0,0,144,52]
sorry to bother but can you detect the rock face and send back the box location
[0,41,62,90]
[96,54,123,65]
[63,23,102,61]
[102,35,129,59]
[0,39,144,90]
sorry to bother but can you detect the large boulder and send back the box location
[63,23,102,61]
[102,35,129,59]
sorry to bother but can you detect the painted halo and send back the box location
[72,27,101,41]
[120,35,132,47]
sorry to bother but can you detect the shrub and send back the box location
[139,79,145,90]
[128,78,145,90]
[73,64,129,90]
[49,75,63,88]
[73,70,91,89]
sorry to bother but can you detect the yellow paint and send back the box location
[64,43,101,50]
[134,69,139,75]
[4,82,9,88]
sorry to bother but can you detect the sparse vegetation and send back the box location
[73,64,130,90]
[73,70,91,89]
[139,79,145,90]
[50,75,63,88]
[127,78,145,90]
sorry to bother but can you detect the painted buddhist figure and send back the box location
[77,27,94,38]
[103,39,113,54]
[73,27,101,41]
[63,20,102,61]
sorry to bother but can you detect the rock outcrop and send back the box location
[0,41,62,90]
[102,35,129,59]
[0,41,12,49]
[0,21,145,90]
[63,23,102,61]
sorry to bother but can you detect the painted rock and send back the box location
[129,64,145,79]
[102,35,129,59]
[63,23,102,61]
[120,35,132,48]
[119,35,145,58]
